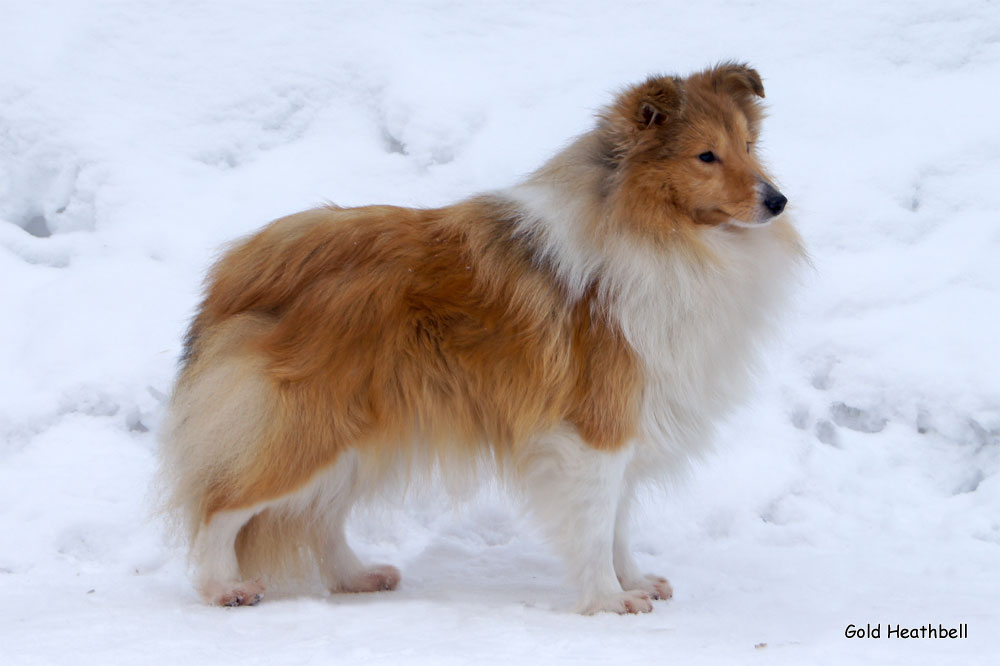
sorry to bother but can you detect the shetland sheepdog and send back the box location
[160,63,804,614]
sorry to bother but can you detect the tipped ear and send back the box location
[712,62,765,100]
[632,76,682,129]
[598,76,683,165]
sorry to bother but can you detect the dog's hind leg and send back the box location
[311,455,401,595]
[192,506,265,606]
[318,508,401,594]
[517,428,651,614]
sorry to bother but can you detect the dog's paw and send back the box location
[340,564,401,593]
[203,579,265,607]
[580,590,653,615]
[626,573,673,600]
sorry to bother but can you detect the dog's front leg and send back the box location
[517,429,652,614]
[613,487,673,601]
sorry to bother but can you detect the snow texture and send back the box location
[1,1,998,664]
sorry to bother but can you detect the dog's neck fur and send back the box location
[502,132,804,469]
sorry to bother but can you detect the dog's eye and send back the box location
[698,151,716,163]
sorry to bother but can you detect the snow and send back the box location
[2,1,998,663]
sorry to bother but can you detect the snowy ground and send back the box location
[2,1,999,664]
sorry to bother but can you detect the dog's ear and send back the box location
[598,76,684,166]
[711,62,765,101]
[600,75,683,157]
[628,76,683,129]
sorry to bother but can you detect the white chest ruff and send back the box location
[605,226,796,464]
[505,184,799,467]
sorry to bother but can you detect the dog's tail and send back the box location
[182,208,348,367]
[159,312,328,583]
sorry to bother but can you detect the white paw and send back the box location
[580,590,653,615]
[622,573,673,600]
[202,579,265,607]
[338,564,401,593]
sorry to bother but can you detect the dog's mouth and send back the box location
[726,209,779,228]
[694,208,735,226]
[727,218,772,229]
[697,208,767,228]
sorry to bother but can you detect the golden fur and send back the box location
[160,63,805,613]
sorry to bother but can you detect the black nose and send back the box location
[762,184,787,216]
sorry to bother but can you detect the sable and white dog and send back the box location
[160,63,804,614]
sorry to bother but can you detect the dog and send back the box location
[159,63,804,614]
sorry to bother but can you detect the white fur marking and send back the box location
[504,182,799,477]
[192,506,259,602]
[514,427,653,613]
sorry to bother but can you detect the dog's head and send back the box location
[600,63,786,235]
